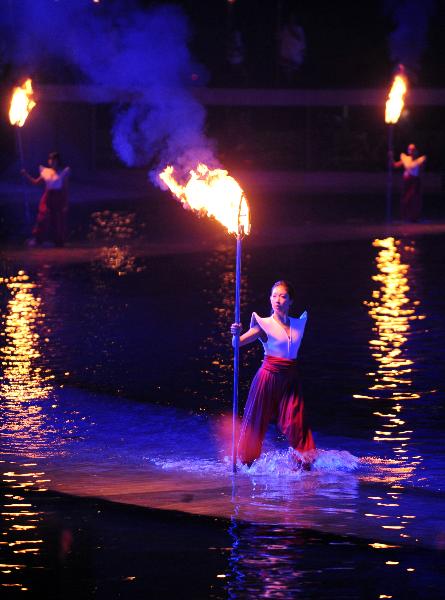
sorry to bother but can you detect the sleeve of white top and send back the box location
[400,153,409,167]
[250,312,268,336]
[299,310,308,320]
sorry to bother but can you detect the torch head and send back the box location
[159,163,250,236]
[385,74,407,125]
[9,79,36,127]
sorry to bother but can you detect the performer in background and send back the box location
[393,143,427,223]
[230,280,316,468]
[22,151,70,247]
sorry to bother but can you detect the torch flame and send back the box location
[385,74,407,124]
[9,79,36,127]
[159,163,250,235]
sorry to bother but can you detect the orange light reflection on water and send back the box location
[89,210,145,276]
[358,238,425,557]
[0,272,55,591]
[0,271,53,402]
[0,460,49,591]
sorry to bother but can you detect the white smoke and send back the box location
[2,0,217,180]
[385,0,436,73]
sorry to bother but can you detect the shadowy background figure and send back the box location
[393,143,427,222]
[22,152,70,247]
[226,29,247,85]
[278,12,306,85]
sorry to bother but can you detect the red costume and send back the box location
[400,176,421,222]
[32,166,70,246]
[396,149,426,223]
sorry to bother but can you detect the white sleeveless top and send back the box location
[400,153,426,178]
[250,311,307,359]
[39,166,70,190]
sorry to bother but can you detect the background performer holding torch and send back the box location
[230,280,316,469]
[392,143,427,223]
[21,152,71,247]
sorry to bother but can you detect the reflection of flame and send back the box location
[159,163,250,235]
[8,79,36,127]
[89,211,144,276]
[385,74,407,124]
[98,245,140,276]
[89,210,139,240]
[1,461,49,592]
[362,238,424,408]
[0,271,53,401]
[0,271,69,591]
[358,238,425,546]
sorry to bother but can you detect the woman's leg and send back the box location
[407,178,421,222]
[277,376,315,453]
[47,191,67,246]
[238,368,276,465]
[32,192,50,243]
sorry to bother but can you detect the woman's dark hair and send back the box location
[271,280,295,301]
[48,151,61,163]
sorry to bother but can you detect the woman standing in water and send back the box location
[231,280,315,467]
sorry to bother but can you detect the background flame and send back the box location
[385,75,407,124]
[159,163,250,235]
[9,79,36,127]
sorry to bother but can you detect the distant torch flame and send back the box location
[159,163,250,235]
[385,74,407,124]
[9,79,36,127]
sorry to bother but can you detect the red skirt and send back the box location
[401,175,422,222]
[33,188,67,245]
[238,355,315,465]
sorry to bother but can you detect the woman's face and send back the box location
[270,285,293,314]
[48,156,59,168]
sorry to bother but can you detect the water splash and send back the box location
[149,447,359,477]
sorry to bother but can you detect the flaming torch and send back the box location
[9,78,36,159]
[159,163,251,473]
[9,79,37,223]
[385,71,407,223]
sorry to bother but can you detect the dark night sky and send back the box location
[171,0,445,88]
[2,0,445,89]
[0,0,445,87]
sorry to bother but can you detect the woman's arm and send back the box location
[230,323,263,348]
[388,150,402,169]
[21,169,42,185]
[414,155,427,167]
[62,167,71,188]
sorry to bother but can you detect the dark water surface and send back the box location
[1,224,444,598]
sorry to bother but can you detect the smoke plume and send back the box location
[1,0,216,181]
[385,0,436,74]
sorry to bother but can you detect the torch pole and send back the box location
[386,124,394,224]
[232,225,243,474]
[15,126,31,226]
